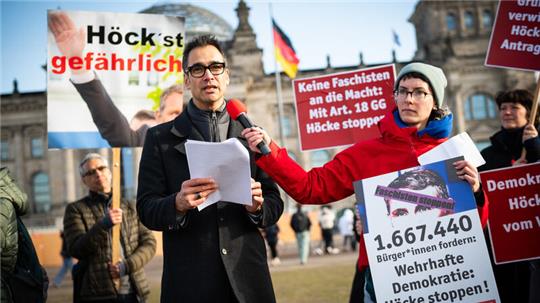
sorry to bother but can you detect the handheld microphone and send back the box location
[226,99,271,155]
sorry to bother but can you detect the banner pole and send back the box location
[518,75,539,162]
[111,147,122,290]
[270,3,289,210]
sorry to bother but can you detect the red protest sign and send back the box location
[480,162,540,264]
[293,65,395,151]
[485,0,540,72]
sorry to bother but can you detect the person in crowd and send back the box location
[290,204,312,265]
[242,62,489,301]
[338,208,356,252]
[264,224,281,266]
[130,110,158,131]
[51,231,73,288]
[63,153,156,303]
[318,205,337,254]
[48,11,184,147]
[136,35,283,303]
[349,206,368,303]
[479,89,539,303]
[480,89,539,170]
[1,167,48,303]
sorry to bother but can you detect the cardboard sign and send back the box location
[47,10,184,148]
[485,0,540,71]
[355,157,500,303]
[480,162,540,264]
[292,65,395,151]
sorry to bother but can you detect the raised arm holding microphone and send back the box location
[242,62,490,302]
[136,35,283,303]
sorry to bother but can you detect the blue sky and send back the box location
[0,0,418,94]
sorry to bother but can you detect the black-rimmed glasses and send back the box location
[394,87,432,102]
[187,62,226,78]
[82,166,108,178]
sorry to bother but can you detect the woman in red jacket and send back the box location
[242,62,488,302]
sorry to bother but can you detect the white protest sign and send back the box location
[355,157,499,303]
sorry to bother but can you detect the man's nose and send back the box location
[202,68,215,80]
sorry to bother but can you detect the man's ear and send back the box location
[184,73,191,89]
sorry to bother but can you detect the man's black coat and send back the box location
[137,107,283,303]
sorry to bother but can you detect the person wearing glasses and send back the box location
[48,12,184,147]
[136,35,283,303]
[242,62,489,302]
[63,153,156,303]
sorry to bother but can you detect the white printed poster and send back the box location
[355,157,499,303]
[47,10,184,148]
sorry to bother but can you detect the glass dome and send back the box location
[140,3,234,41]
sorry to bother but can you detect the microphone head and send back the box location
[226,99,247,120]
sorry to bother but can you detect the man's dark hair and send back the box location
[182,35,226,73]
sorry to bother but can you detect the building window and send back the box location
[33,172,51,213]
[281,115,293,138]
[288,151,297,162]
[147,72,159,86]
[464,93,497,121]
[310,150,330,167]
[482,10,492,28]
[128,71,140,86]
[475,141,490,152]
[446,13,457,31]
[122,148,135,200]
[464,11,475,29]
[1,139,9,161]
[31,137,44,158]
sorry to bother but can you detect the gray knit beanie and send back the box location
[394,62,447,108]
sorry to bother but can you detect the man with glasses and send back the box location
[63,153,156,303]
[137,35,283,303]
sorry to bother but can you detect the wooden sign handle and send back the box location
[517,76,540,163]
[111,148,121,290]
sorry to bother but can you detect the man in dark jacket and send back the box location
[137,35,283,303]
[64,153,156,303]
[290,204,311,265]
[1,167,48,303]
[1,167,29,303]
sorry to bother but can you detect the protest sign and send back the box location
[292,64,395,151]
[485,0,540,71]
[480,162,540,264]
[47,10,184,148]
[355,157,499,303]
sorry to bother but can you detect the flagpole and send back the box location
[270,3,289,210]
[270,3,286,148]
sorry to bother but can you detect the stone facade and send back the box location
[1,0,536,226]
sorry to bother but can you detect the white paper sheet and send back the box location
[185,138,252,210]
[418,132,486,167]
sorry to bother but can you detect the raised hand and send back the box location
[48,11,86,60]
[522,124,538,142]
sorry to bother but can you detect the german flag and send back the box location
[272,18,299,79]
